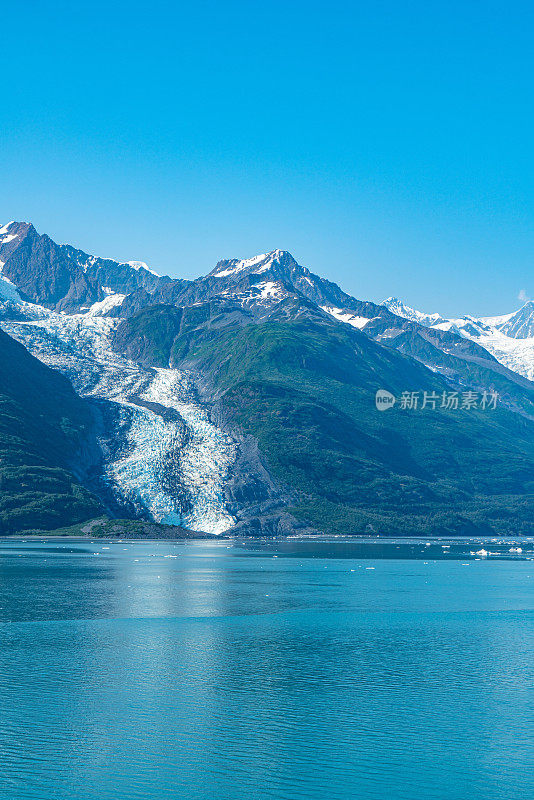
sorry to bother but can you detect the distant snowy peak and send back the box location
[383,297,445,327]
[382,297,534,381]
[384,296,534,341]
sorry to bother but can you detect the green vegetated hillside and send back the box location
[115,305,534,536]
[0,329,101,533]
[37,517,213,539]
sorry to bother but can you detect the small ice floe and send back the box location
[476,549,488,556]
[509,547,523,553]
[442,544,450,549]
[366,566,375,570]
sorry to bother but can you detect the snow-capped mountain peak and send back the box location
[210,249,293,279]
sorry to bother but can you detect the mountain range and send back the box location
[1,220,533,536]
[383,296,534,381]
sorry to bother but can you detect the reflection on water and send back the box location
[0,537,533,800]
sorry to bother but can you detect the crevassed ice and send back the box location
[143,370,236,533]
[2,309,237,534]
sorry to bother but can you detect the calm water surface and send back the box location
[1,537,533,800]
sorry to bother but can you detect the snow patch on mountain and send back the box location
[0,222,19,243]
[321,306,371,329]
[478,311,515,327]
[87,293,126,317]
[258,281,283,299]
[213,254,269,278]
[77,255,98,272]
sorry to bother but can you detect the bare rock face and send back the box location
[0,222,165,313]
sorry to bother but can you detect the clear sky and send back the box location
[1,0,532,316]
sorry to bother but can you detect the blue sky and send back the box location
[1,0,532,316]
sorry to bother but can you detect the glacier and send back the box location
[1,307,237,534]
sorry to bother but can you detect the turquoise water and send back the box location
[1,537,533,800]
